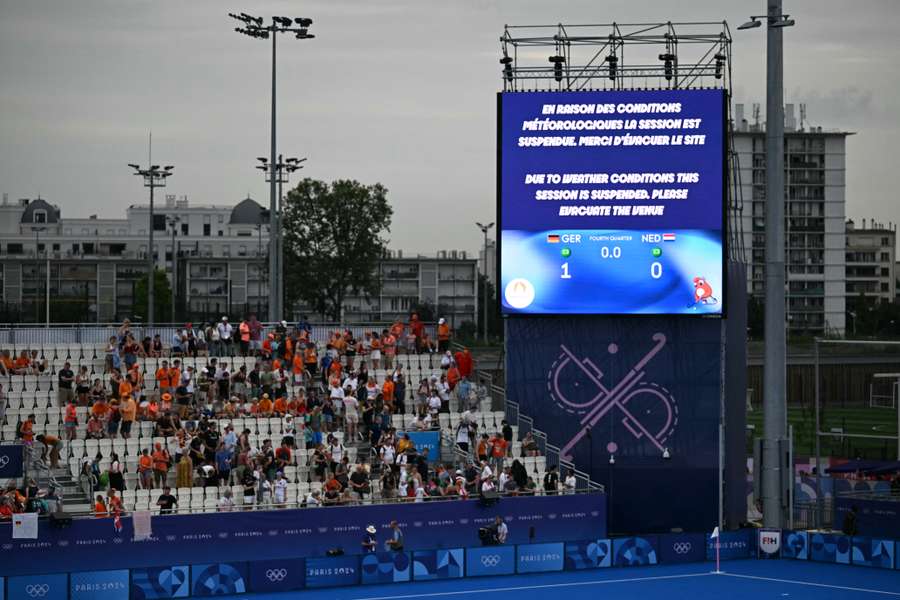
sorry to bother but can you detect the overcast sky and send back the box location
[1,0,897,255]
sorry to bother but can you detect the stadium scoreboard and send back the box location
[498,89,726,315]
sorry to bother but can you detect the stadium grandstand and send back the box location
[0,315,590,520]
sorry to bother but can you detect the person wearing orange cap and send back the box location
[160,392,173,412]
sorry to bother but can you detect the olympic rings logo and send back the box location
[266,569,287,582]
[480,555,501,567]
[26,585,50,597]
[673,542,692,554]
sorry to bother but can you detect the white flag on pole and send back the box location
[711,526,720,539]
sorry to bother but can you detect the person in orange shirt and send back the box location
[304,344,318,377]
[258,393,273,416]
[19,414,35,444]
[437,318,451,352]
[138,448,154,489]
[156,360,170,394]
[272,357,282,372]
[292,352,305,385]
[64,400,79,441]
[119,395,137,439]
[151,443,171,488]
[167,361,181,392]
[14,351,30,372]
[130,363,144,391]
[329,359,342,380]
[273,395,287,416]
[118,376,133,401]
[91,399,109,420]
[382,330,396,370]
[447,364,461,390]
[94,495,108,518]
[369,334,382,369]
[0,350,14,375]
[382,376,395,409]
[160,392,173,412]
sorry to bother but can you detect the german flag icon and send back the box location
[546,234,560,243]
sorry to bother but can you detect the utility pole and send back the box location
[475,221,494,343]
[739,0,795,529]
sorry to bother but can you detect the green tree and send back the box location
[134,268,173,322]
[282,178,393,321]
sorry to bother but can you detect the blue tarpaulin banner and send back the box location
[0,493,605,577]
[0,444,23,478]
[506,317,721,534]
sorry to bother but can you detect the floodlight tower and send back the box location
[739,0,795,529]
[229,12,314,321]
[128,163,174,325]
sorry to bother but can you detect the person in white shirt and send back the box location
[343,392,360,441]
[436,377,450,403]
[427,391,441,418]
[498,467,510,491]
[273,472,289,506]
[563,469,577,495]
[342,374,358,393]
[218,489,235,512]
[305,490,322,507]
[481,475,496,494]
[380,442,395,468]
[480,461,493,481]
[217,317,234,357]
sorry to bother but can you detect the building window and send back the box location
[218,230,223,237]
[181,223,189,235]
[217,215,224,224]
[33,209,47,223]
[238,245,247,256]
[203,224,211,237]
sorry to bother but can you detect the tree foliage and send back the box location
[134,268,173,322]
[282,178,393,321]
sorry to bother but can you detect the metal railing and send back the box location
[0,322,437,347]
[58,487,605,519]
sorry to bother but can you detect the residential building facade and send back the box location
[845,219,896,307]
[733,103,849,336]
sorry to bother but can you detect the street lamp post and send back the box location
[229,12,315,322]
[33,226,49,326]
[475,221,494,343]
[128,163,174,326]
[739,0,795,530]
[167,215,181,322]
[257,155,306,319]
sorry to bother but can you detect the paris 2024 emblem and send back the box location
[547,333,678,460]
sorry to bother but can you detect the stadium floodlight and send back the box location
[548,54,565,83]
[500,56,513,83]
[475,221,495,342]
[658,53,675,81]
[229,11,315,321]
[738,18,762,30]
[714,52,726,79]
[606,53,618,81]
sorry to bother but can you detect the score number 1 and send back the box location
[561,262,572,279]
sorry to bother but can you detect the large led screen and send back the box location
[499,89,725,315]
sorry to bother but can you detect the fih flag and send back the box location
[711,526,719,539]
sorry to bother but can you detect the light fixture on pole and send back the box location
[128,163,174,326]
[475,221,494,343]
[257,155,306,319]
[229,11,315,322]
[739,0,795,530]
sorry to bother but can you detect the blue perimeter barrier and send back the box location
[2,527,898,599]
